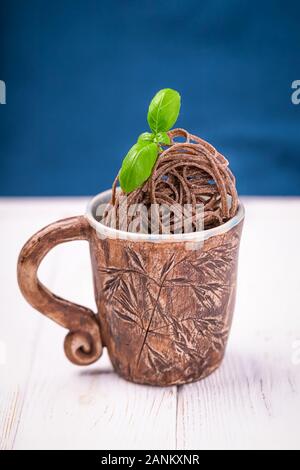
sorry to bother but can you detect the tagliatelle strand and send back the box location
[104,128,238,233]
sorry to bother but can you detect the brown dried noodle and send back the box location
[103,128,238,233]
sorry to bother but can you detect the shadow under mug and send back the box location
[17,190,245,386]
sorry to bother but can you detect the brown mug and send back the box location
[17,190,244,386]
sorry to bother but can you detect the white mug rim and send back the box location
[85,189,245,243]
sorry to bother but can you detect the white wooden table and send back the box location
[0,197,299,450]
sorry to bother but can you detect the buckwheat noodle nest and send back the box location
[103,128,238,233]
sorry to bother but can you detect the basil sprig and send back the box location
[147,88,181,134]
[119,142,158,194]
[119,88,181,193]
[138,131,171,146]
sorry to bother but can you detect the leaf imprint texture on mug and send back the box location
[98,228,241,376]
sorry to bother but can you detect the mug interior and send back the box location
[86,189,245,243]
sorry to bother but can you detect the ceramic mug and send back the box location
[17,190,244,386]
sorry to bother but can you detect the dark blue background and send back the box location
[1,0,299,196]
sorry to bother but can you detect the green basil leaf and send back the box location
[147,88,181,133]
[119,142,158,193]
[153,131,171,145]
[137,132,155,144]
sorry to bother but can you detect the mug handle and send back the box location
[17,216,102,366]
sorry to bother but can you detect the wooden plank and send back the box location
[2,197,300,450]
[13,220,177,450]
[0,203,72,450]
[176,198,300,450]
